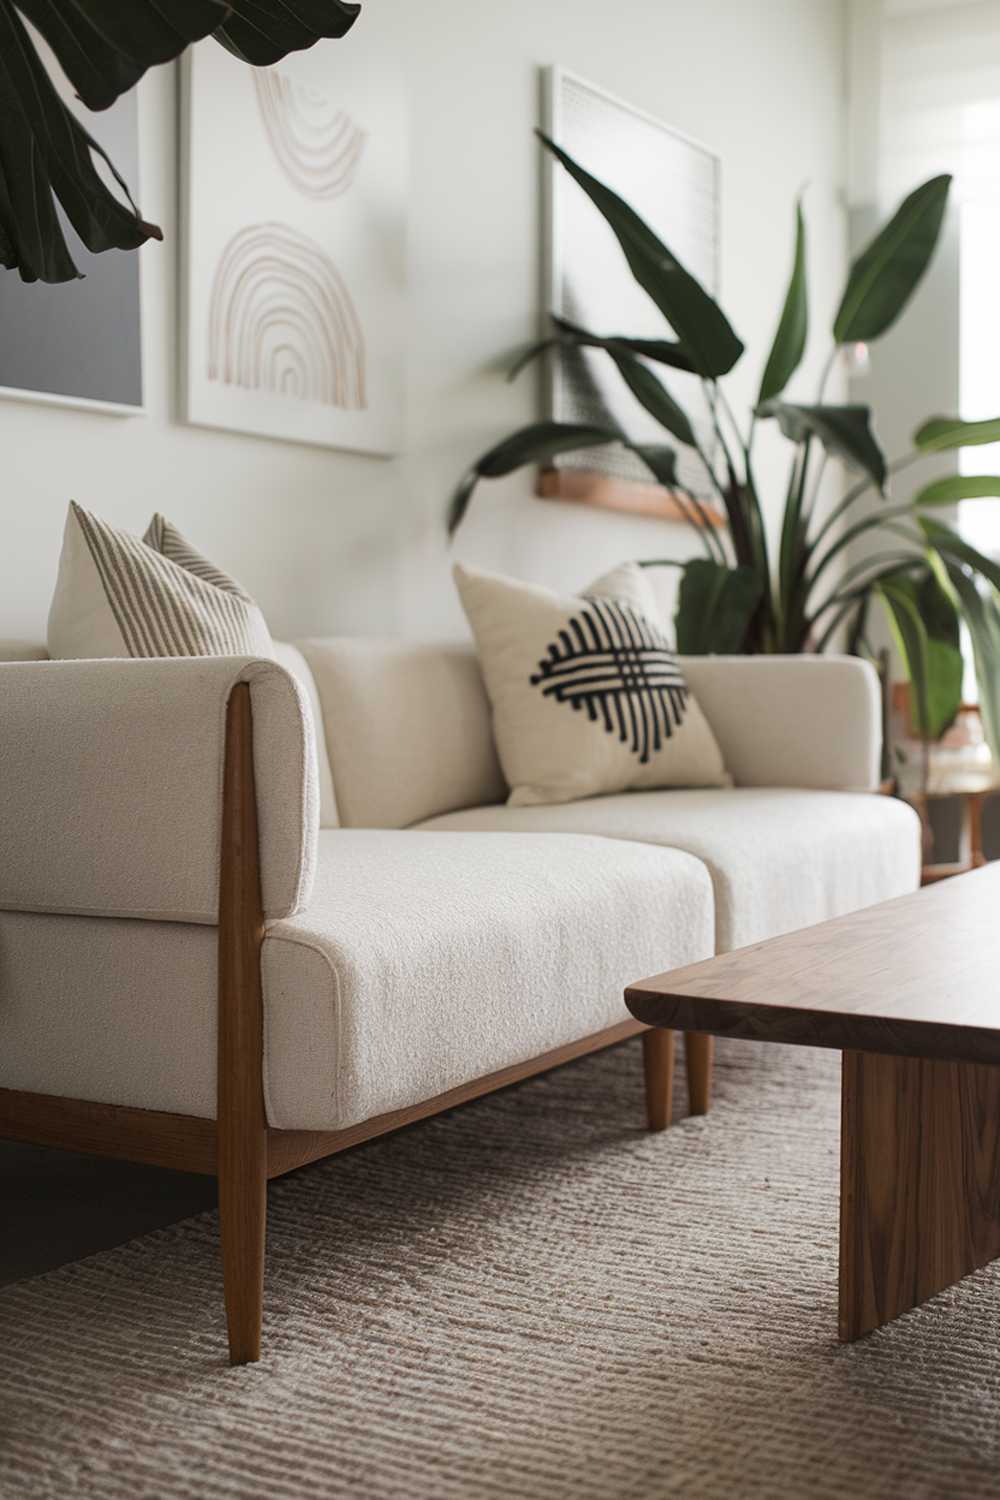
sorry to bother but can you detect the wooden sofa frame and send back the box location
[0,687,714,1364]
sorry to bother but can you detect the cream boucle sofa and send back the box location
[0,638,921,1363]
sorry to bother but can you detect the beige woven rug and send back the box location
[3,1038,1000,1499]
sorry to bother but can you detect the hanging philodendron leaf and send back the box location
[212,0,360,64]
[833,174,951,344]
[758,197,808,404]
[0,0,361,283]
[10,0,227,111]
[0,5,166,283]
[674,558,763,655]
[537,130,744,379]
[756,400,887,490]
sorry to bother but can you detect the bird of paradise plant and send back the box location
[449,131,1000,756]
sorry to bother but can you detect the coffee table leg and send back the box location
[839,1050,1000,1342]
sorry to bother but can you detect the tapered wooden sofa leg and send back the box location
[219,1130,267,1365]
[218,683,268,1365]
[643,1028,675,1131]
[685,1033,714,1116]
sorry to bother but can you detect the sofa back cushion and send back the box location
[299,638,506,827]
[0,641,48,661]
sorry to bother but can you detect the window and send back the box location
[959,195,1000,559]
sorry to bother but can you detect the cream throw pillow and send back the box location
[48,502,273,660]
[454,560,730,806]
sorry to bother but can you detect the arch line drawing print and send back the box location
[207,222,366,409]
[253,69,366,198]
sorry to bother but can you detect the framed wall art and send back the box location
[541,66,720,510]
[181,44,407,454]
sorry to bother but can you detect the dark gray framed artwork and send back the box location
[542,66,719,496]
[0,41,144,417]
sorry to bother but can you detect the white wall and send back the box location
[1,0,847,647]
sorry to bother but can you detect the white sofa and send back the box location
[0,638,921,1363]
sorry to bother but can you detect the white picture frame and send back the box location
[541,65,721,494]
[181,44,407,454]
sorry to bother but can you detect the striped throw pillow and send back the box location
[47,502,274,660]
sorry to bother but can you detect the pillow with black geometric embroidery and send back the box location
[48,502,274,661]
[453,560,729,807]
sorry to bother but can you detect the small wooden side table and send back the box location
[898,758,1000,885]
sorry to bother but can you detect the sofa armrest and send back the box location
[0,657,318,923]
[679,654,882,791]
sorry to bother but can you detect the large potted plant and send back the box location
[449,132,1000,756]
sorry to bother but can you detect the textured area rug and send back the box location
[3,1039,1000,1499]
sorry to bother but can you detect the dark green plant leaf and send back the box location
[214,0,360,64]
[12,0,226,111]
[626,442,726,550]
[916,568,963,738]
[914,415,1000,452]
[876,563,961,740]
[507,337,558,382]
[833,175,951,343]
[876,577,932,738]
[0,4,163,282]
[448,420,620,535]
[942,564,1000,762]
[627,443,678,489]
[759,197,808,404]
[757,400,887,490]
[538,130,744,379]
[912,474,1000,507]
[506,315,697,385]
[0,0,360,282]
[918,515,1000,593]
[606,349,697,447]
[776,439,811,648]
[674,558,763,654]
[847,592,870,657]
[551,315,696,373]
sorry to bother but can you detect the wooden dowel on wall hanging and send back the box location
[536,467,727,527]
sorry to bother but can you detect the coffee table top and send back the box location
[626,864,1000,1067]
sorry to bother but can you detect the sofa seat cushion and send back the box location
[261,830,714,1131]
[416,789,922,953]
[0,833,713,1128]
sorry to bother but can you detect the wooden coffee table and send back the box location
[626,864,1000,1342]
